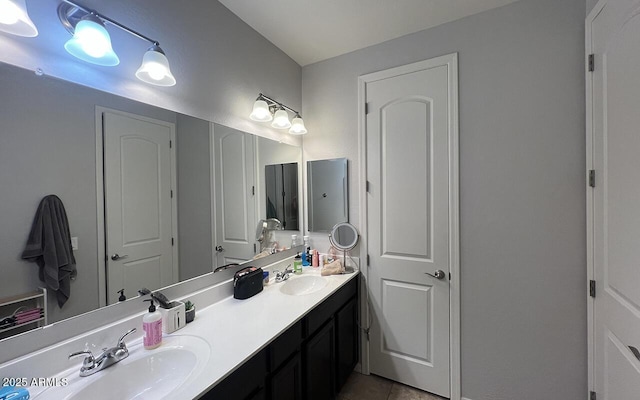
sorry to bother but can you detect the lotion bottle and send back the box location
[143,299,162,349]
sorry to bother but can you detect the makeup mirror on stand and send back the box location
[328,222,359,273]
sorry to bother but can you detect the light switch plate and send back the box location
[71,237,78,250]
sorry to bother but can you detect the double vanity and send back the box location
[0,257,359,400]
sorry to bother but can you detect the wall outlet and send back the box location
[71,237,78,250]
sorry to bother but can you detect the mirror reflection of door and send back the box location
[307,158,348,232]
[213,125,257,267]
[103,110,178,305]
[265,163,299,231]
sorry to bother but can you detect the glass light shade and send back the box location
[289,116,307,135]
[271,109,291,129]
[0,0,38,37]
[64,16,119,66]
[250,100,273,122]
[136,46,176,87]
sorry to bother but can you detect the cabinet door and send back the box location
[270,352,302,400]
[304,319,335,400]
[202,349,267,400]
[335,297,358,391]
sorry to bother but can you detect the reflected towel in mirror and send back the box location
[21,195,76,307]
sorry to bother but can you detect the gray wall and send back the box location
[177,115,213,281]
[301,0,586,398]
[587,0,599,14]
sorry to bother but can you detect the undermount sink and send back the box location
[34,335,210,400]
[280,275,328,296]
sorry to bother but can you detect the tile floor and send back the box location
[338,372,446,400]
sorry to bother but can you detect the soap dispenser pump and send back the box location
[142,299,162,349]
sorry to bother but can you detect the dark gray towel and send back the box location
[21,195,77,308]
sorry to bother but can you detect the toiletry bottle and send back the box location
[302,247,310,267]
[312,249,319,267]
[143,299,162,349]
[303,235,310,249]
[294,253,302,273]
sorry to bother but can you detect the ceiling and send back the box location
[217,0,519,66]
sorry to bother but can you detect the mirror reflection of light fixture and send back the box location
[250,99,273,122]
[58,0,176,86]
[272,107,292,129]
[0,0,38,37]
[289,114,308,135]
[135,45,176,86]
[250,93,308,135]
[64,13,119,66]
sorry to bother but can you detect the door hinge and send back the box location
[169,140,172,149]
[366,181,370,193]
[364,327,370,341]
[170,189,173,198]
[365,102,369,114]
[366,254,370,266]
[588,54,595,72]
[590,390,596,400]
[590,280,596,298]
[252,186,255,196]
[171,237,174,246]
[588,170,595,188]
[254,243,256,253]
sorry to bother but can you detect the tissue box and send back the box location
[158,301,186,333]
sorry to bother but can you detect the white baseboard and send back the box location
[461,397,474,400]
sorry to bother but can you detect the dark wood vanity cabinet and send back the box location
[201,348,268,400]
[200,277,358,400]
[304,318,336,400]
[335,297,358,392]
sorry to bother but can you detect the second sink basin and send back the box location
[280,275,328,296]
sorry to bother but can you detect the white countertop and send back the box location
[183,267,358,399]
[11,265,359,400]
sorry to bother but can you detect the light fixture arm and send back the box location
[59,0,159,47]
[257,93,301,118]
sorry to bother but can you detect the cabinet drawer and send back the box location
[269,320,302,372]
[202,348,267,400]
[305,278,357,337]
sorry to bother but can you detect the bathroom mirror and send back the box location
[307,158,349,232]
[0,61,302,330]
[329,222,359,273]
[329,222,359,251]
[265,163,299,231]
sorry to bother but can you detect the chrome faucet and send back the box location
[69,328,137,377]
[274,264,294,282]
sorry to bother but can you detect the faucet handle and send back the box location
[69,350,95,368]
[117,327,137,348]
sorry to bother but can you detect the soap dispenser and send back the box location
[143,299,162,349]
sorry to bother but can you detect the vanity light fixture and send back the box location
[0,0,38,37]
[272,107,292,129]
[135,45,176,87]
[63,13,119,66]
[58,0,176,86]
[250,93,308,135]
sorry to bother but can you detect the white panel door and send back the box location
[366,57,454,398]
[213,125,256,267]
[103,111,175,304]
[590,0,640,397]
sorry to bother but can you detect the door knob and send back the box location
[111,254,128,261]
[425,269,446,280]
[215,245,224,252]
